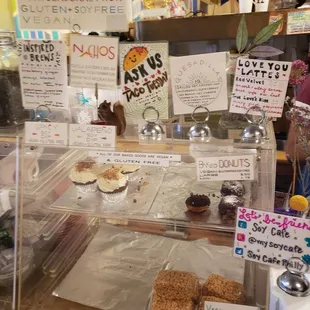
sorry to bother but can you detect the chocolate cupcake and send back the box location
[218,195,244,223]
[220,181,245,197]
[186,193,210,213]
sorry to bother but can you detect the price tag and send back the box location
[204,302,259,310]
[25,122,68,146]
[69,124,116,148]
[196,155,255,181]
[88,151,181,167]
[233,207,310,267]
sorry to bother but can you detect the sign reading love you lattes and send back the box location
[120,42,169,121]
[229,59,291,117]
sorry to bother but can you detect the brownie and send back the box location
[186,193,210,213]
[218,195,244,223]
[199,296,229,310]
[152,293,194,310]
[202,274,245,304]
[221,181,245,197]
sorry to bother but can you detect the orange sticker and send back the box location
[269,13,284,36]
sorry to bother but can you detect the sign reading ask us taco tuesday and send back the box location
[18,0,128,32]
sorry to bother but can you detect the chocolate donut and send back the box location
[186,193,210,213]
[220,181,245,197]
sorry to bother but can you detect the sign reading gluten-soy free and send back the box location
[18,0,128,32]
[70,35,118,89]
[229,59,291,117]
[234,207,310,267]
[197,155,255,181]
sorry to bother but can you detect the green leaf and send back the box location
[253,19,283,46]
[236,15,248,54]
[249,46,284,58]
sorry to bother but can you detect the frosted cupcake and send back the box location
[113,164,141,181]
[97,168,128,203]
[69,160,99,194]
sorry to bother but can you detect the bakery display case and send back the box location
[14,119,276,310]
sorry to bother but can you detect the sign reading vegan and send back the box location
[170,52,228,115]
[234,207,310,267]
[70,35,118,89]
[18,40,68,109]
[18,0,128,32]
[120,42,169,121]
[229,59,291,117]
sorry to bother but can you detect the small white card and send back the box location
[25,122,68,146]
[205,301,259,310]
[88,151,181,167]
[69,124,116,148]
[197,155,255,181]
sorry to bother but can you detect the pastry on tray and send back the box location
[185,193,210,213]
[112,164,141,181]
[69,159,99,193]
[152,293,194,310]
[199,296,229,310]
[220,181,245,197]
[97,168,128,203]
[154,270,200,302]
[218,195,244,223]
[202,274,245,304]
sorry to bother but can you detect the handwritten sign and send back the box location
[70,35,118,89]
[69,124,116,148]
[120,42,169,121]
[170,52,228,114]
[287,11,310,35]
[234,207,310,267]
[229,59,291,117]
[197,155,255,181]
[18,40,68,110]
[18,0,128,32]
[25,122,68,146]
[88,151,181,167]
[204,301,259,310]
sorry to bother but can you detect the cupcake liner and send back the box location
[100,187,128,203]
[74,181,98,194]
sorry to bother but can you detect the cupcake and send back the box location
[70,159,99,193]
[112,164,141,181]
[97,168,128,203]
[218,195,244,223]
[220,181,245,197]
[185,193,210,213]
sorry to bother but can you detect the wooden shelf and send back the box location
[134,9,310,42]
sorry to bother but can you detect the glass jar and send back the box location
[0,31,27,128]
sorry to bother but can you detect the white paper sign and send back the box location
[18,0,128,32]
[69,124,116,148]
[70,35,118,89]
[197,155,255,181]
[88,151,181,167]
[170,52,228,114]
[229,59,291,117]
[18,40,68,110]
[204,302,259,310]
[234,207,310,267]
[25,122,68,146]
[120,42,169,121]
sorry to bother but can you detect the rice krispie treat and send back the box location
[202,274,245,304]
[154,270,200,301]
[152,293,194,310]
[199,296,229,310]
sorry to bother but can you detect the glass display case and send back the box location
[15,120,276,310]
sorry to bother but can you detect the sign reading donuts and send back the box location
[70,35,118,89]
[120,42,169,121]
[196,155,255,182]
[234,207,310,267]
[18,0,128,32]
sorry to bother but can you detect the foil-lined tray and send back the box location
[53,223,245,310]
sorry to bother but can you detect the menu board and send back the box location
[18,40,68,110]
[229,59,291,117]
[170,52,228,115]
[120,42,169,121]
[18,0,128,32]
[234,207,310,267]
[287,11,310,35]
[70,35,118,89]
